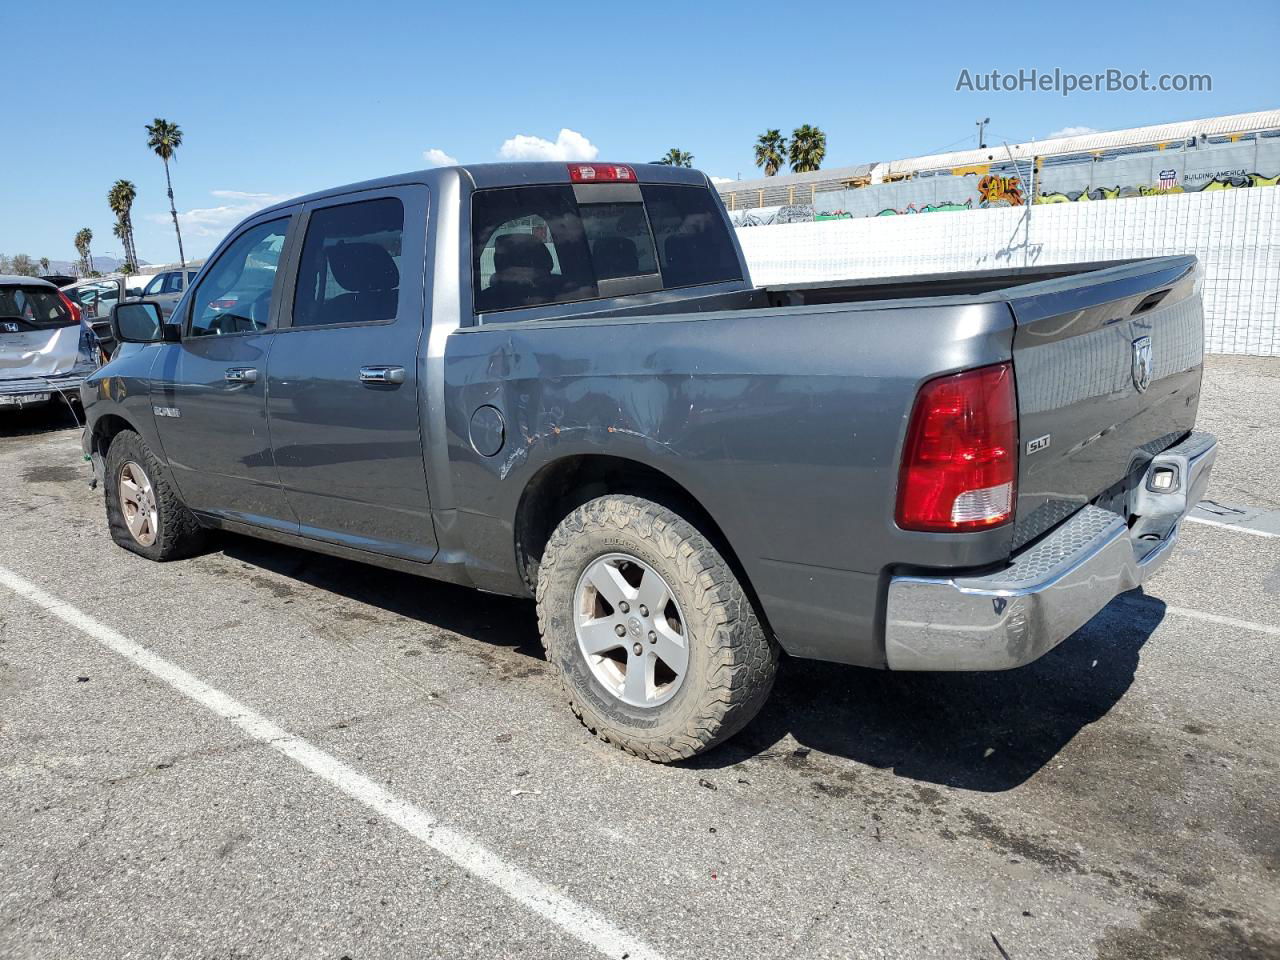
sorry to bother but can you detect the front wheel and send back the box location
[104,430,206,561]
[536,495,778,762]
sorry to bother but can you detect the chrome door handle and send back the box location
[359,365,405,385]
[224,367,258,384]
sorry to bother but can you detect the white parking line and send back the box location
[1163,604,1280,637]
[1185,515,1280,538]
[0,565,663,960]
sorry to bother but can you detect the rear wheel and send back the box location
[104,430,206,561]
[536,495,778,762]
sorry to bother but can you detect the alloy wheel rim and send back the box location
[572,553,689,708]
[119,460,159,547]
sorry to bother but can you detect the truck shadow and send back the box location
[216,537,546,662]
[705,592,1168,792]
[217,534,1164,793]
[0,399,82,440]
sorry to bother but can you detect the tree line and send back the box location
[655,126,827,178]
[0,253,52,277]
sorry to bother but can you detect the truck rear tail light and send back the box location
[896,362,1017,532]
[567,163,636,183]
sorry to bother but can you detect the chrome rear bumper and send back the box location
[885,431,1217,671]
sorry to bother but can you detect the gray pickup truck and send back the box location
[81,161,1217,761]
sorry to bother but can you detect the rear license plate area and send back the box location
[0,392,51,406]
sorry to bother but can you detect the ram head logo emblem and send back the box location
[1132,336,1153,393]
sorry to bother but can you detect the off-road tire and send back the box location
[537,495,778,762]
[104,429,206,561]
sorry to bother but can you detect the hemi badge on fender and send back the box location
[153,405,181,418]
[1026,434,1051,455]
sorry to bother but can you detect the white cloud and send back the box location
[1045,125,1098,140]
[498,128,598,162]
[423,148,458,167]
[208,190,284,202]
[147,190,292,238]
[710,176,735,184]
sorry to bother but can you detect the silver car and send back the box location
[0,275,98,412]
[138,269,200,316]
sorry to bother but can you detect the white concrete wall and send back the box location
[735,188,1280,356]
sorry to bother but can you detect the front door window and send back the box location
[188,219,290,337]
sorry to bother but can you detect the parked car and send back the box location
[63,270,198,357]
[1,275,99,411]
[63,274,126,323]
[81,162,1216,762]
[138,269,200,316]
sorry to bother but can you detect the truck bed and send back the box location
[573,258,1160,318]
[572,256,1203,549]
[462,255,1202,664]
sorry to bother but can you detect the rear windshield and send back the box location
[0,285,74,330]
[471,183,741,314]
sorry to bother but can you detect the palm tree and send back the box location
[146,118,186,269]
[754,129,787,177]
[74,228,94,277]
[788,124,827,173]
[113,222,129,267]
[39,257,50,274]
[108,179,139,272]
[656,148,694,167]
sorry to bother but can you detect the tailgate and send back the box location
[1005,256,1203,548]
[0,324,85,381]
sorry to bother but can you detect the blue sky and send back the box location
[4,0,1276,266]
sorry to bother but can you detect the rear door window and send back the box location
[0,286,75,330]
[291,197,404,327]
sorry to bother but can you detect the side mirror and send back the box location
[127,287,142,298]
[110,301,167,344]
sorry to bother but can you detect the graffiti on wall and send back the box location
[1037,170,1279,203]
[1038,186,1121,203]
[873,199,974,216]
[1036,141,1280,204]
[1194,171,1280,190]
[725,204,815,227]
[978,175,1025,207]
[730,137,1280,223]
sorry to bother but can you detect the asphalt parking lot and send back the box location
[1,356,1277,960]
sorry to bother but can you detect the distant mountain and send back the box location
[43,256,151,277]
